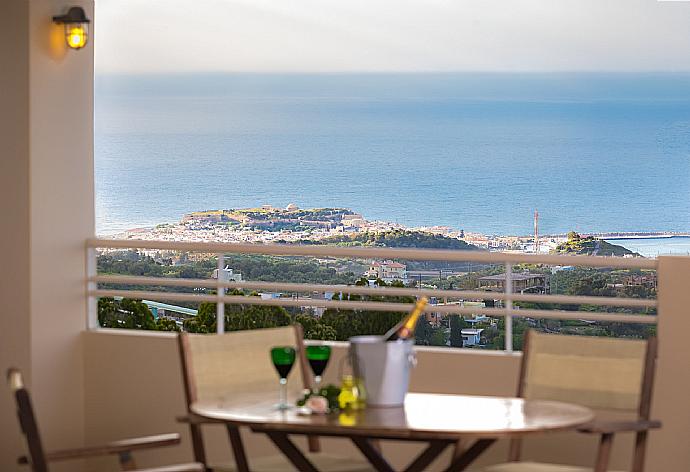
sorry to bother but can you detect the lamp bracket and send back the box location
[52,6,90,24]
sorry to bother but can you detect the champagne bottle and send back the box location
[383,297,428,341]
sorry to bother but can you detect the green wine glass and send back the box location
[270,346,296,410]
[306,345,331,390]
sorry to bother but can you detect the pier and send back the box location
[543,231,690,240]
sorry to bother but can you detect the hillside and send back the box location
[307,229,480,251]
[554,232,638,257]
[182,207,354,231]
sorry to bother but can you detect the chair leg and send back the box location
[632,431,648,472]
[307,435,321,453]
[190,424,208,466]
[594,433,614,472]
[369,439,382,453]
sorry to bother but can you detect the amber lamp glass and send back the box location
[53,7,90,50]
[66,24,88,49]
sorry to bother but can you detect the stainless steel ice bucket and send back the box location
[348,335,416,407]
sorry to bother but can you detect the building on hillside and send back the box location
[184,252,216,262]
[623,274,657,288]
[461,328,484,347]
[139,300,198,320]
[286,203,299,211]
[211,266,243,282]
[465,235,490,248]
[182,210,235,224]
[420,226,453,235]
[465,315,490,325]
[478,272,549,294]
[424,311,444,328]
[341,213,366,228]
[365,260,408,284]
[301,291,335,317]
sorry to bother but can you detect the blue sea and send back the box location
[604,237,690,257]
[95,73,690,248]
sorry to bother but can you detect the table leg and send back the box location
[442,439,496,472]
[226,425,249,472]
[452,438,465,461]
[404,441,452,472]
[351,437,396,472]
[265,432,320,472]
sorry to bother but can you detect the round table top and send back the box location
[191,392,594,440]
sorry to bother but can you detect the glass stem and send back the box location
[314,375,322,390]
[279,377,288,408]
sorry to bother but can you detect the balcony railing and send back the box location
[86,238,658,352]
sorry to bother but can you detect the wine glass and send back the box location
[306,345,331,391]
[270,346,296,410]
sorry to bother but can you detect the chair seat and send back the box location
[484,462,625,472]
[212,452,375,472]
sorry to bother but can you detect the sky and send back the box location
[95,0,690,74]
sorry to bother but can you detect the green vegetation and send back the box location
[96,238,656,349]
[499,266,656,347]
[236,207,353,222]
[554,231,637,257]
[97,250,418,341]
[183,293,293,334]
[220,254,358,284]
[294,313,338,341]
[305,229,481,271]
[98,297,180,332]
[186,207,355,231]
[310,229,478,250]
[449,315,468,348]
[102,280,418,343]
[421,262,656,349]
[317,279,417,342]
[98,251,358,286]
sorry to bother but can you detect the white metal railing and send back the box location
[86,238,658,352]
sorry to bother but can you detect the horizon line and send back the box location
[93,70,690,78]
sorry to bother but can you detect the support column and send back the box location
[0,1,32,469]
[649,256,690,469]
[0,1,94,471]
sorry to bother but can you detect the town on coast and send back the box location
[113,203,567,253]
[110,203,678,257]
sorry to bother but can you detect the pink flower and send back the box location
[306,395,329,414]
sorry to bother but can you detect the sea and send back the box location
[603,237,690,257]
[95,73,690,254]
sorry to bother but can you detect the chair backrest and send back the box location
[179,325,311,405]
[178,325,320,465]
[519,331,656,416]
[7,368,49,472]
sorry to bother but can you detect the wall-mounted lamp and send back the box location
[52,7,90,50]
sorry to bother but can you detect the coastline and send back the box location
[99,205,690,258]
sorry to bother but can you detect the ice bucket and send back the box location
[348,335,416,407]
